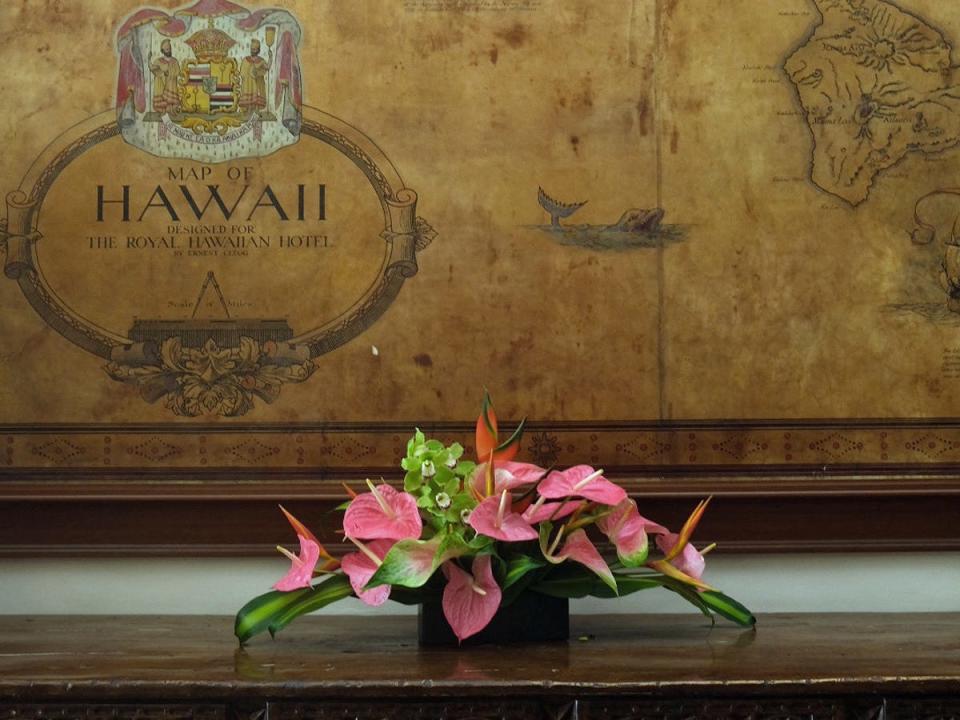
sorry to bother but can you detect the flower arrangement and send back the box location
[235,395,755,644]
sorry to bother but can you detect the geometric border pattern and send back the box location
[4,421,960,472]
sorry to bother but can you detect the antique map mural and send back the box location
[4,0,960,476]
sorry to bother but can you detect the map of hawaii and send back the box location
[785,0,960,205]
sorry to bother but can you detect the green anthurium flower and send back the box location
[365,531,470,590]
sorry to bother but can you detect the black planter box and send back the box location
[418,592,570,646]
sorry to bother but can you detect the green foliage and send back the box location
[501,553,547,590]
[699,590,756,627]
[532,563,603,599]
[234,574,353,644]
[266,575,355,637]
[400,432,477,533]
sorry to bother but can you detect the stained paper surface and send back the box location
[3,1,960,473]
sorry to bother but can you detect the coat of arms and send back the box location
[116,0,303,162]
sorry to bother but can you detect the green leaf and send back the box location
[467,534,494,553]
[236,587,314,644]
[500,567,548,607]
[502,554,546,590]
[531,564,597,599]
[588,575,662,599]
[403,469,422,492]
[407,430,426,455]
[495,417,527,454]
[266,574,354,638]
[389,580,443,605]
[662,577,714,622]
[234,578,349,645]
[700,591,756,627]
[499,556,547,606]
[531,563,665,600]
[332,500,351,511]
[433,466,454,486]
[440,475,460,496]
[481,390,496,436]
[417,494,434,509]
[454,461,476,477]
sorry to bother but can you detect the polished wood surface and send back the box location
[1,614,958,703]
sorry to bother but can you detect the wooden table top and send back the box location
[0,614,958,702]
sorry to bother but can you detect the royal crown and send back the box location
[185,28,236,61]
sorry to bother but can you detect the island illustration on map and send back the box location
[785,0,960,206]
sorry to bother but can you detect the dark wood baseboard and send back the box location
[1,480,957,556]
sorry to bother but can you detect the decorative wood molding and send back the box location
[3,419,960,555]
[8,419,960,472]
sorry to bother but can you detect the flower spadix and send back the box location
[521,497,583,524]
[343,480,422,541]
[468,489,538,542]
[538,465,627,506]
[441,555,503,643]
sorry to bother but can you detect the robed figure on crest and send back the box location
[149,39,182,117]
[238,38,272,118]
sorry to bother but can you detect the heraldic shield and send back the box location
[116,0,303,162]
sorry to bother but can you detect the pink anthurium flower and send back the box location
[272,506,339,592]
[656,533,707,580]
[468,489,539,542]
[469,460,546,499]
[273,534,321,591]
[442,555,503,643]
[540,527,617,592]
[537,465,627,506]
[647,498,715,591]
[521,496,584,524]
[343,480,423,541]
[597,499,669,568]
[341,538,395,607]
